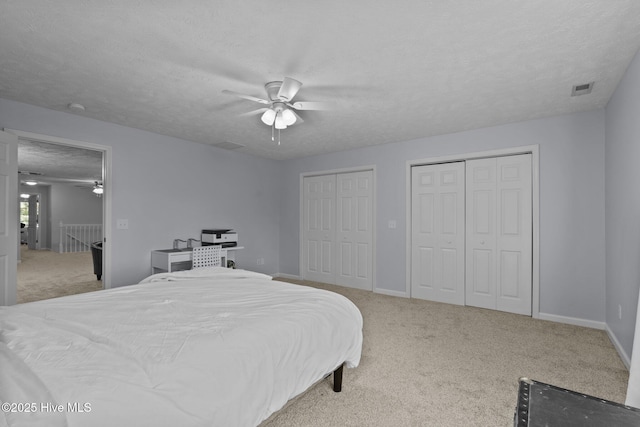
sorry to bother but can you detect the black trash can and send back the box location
[90,241,103,280]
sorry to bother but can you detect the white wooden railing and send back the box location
[59,222,103,253]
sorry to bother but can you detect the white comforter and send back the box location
[0,268,363,427]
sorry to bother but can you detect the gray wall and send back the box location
[605,48,640,361]
[279,110,607,324]
[50,182,103,252]
[1,98,281,287]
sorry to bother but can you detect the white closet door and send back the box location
[496,154,532,315]
[336,170,373,290]
[411,162,465,305]
[466,154,532,315]
[303,175,336,283]
[465,158,498,309]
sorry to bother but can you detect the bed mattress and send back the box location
[0,268,363,427]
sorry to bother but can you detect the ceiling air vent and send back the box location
[571,82,594,96]
[213,141,245,150]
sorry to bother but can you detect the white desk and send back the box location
[150,246,244,274]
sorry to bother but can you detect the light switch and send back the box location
[116,219,129,229]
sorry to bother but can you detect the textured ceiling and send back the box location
[18,139,102,188]
[2,1,640,160]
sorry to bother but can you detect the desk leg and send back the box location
[225,251,237,268]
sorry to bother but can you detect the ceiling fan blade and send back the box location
[277,77,302,102]
[290,101,330,111]
[239,108,268,117]
[221,90,270,105]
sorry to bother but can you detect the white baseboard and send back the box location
[274,273,302,280]
[374,288,408,298]
[606,325,631,370]
[507,312,631,371]
[538,312,606,330]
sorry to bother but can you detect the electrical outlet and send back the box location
[619,304,622,320]
[116,219,129,230]
[388,220,397,229]
[257,258,265,266]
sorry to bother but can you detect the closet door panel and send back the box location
[499,250,521,297]
[440,248,459,293]
[466,154,532,315]
[471,249,492,294]
[496,154,532,315]
[411,162,465,305]
[465,157,498,309]
[303,175,336,283]
[416,246,434,289]
[336,170,373,290]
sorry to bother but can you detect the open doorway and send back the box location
[19,194,39,249]
[12,130,110,303]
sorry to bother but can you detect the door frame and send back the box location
[0,130,18,305]
[5,129,113,290]
[406,145,540,318]
[299,165,377,292]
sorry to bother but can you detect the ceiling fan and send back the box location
[222,77,328,143]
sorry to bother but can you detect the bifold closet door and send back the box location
[303,171,373,290]
[336,171,373,290]
[465,154,532,315]
[303,174,336,283]
[411,162,465,305]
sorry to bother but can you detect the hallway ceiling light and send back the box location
[92,181,103,196]
[25,180,37,186]
[67,102,86,111]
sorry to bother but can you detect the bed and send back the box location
[0,267,363,427]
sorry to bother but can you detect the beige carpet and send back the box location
[17,246,103,304]
[266,278,629,427]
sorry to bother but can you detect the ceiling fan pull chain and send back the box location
[278,128,281,146]
[271,123,275,141]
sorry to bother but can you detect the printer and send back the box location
[201,229,238,248]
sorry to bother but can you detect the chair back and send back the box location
[192,245,222,269]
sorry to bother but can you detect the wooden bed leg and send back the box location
[333,364,343,392]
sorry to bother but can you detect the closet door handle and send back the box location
[480,240,485,245]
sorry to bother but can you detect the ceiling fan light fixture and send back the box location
[274,112,287,129]
[223,77,329,143]
[281,108,297,126]
[92,181,103,195]
[260,109,276,126]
